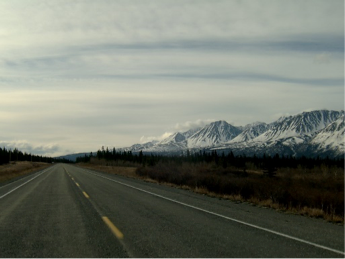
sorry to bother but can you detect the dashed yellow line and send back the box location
[102,216,124,239]
[65,171,124,240]
[83,191,90,199]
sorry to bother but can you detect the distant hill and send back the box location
[54,152,94,162]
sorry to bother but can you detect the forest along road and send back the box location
[0,163,343,258]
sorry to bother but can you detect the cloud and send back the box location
[174,119,214,132]
[1,32,343,86]
[139,119,219,144]
[0,140,61,156]
[139,132,173,144]
[0,0,343,156]
[313,52,332,64]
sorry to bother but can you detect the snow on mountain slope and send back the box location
[229,122,269,143]
[187,120,242,148]
[158,132,186,145]
[253,110,344,144]
[122,109,344,158]
[310,115,344,155]
[147,121,242,151]
[126,140,159,152]
[182,127,202,139]
[141,132,187,153]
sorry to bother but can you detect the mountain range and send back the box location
[122,109,344,158]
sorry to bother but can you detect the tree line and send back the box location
[76,146,344,170]
[0,147,70,165]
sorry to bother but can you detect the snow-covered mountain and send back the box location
[253,110,343,144]
[217,110,344,157]
[138,121,242,153]
[309,115,344,156]
[229,122,269,143]
[123,109,344,158]
[125,140,159,152]
[182,127,202,139]
[187,120,242,148]
[159,132,186,145]
[148,132,188,152]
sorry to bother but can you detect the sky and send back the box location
[0,0,344,157]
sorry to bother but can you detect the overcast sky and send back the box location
[0,0,344,156]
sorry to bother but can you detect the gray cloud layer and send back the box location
[0,0,343,156]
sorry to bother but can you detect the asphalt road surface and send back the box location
[0,163,344,257]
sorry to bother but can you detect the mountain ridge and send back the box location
[125,109,344,158]
[57,109,345,161]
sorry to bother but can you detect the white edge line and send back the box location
[0,165,53,189]
[85,169,344,256]
[0,168,49,199]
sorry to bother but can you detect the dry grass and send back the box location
[0,161,51,183]
[78,160,344,224]
[78,162,138,178]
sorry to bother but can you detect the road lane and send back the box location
[65,164,344,258]
[0,164,128,258]
[0,163,343,257]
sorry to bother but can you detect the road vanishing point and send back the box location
[0,163,344,257]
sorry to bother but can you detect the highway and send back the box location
[0,163,343,257]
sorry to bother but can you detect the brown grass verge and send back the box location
[77,162,138,178]
[0,161,51,183]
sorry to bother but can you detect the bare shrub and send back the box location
[135,161,344,223]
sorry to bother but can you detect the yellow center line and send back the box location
[102,216,124,239]
[71,177,74,180]
[76,183,80,187]
[83,191,90,199]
